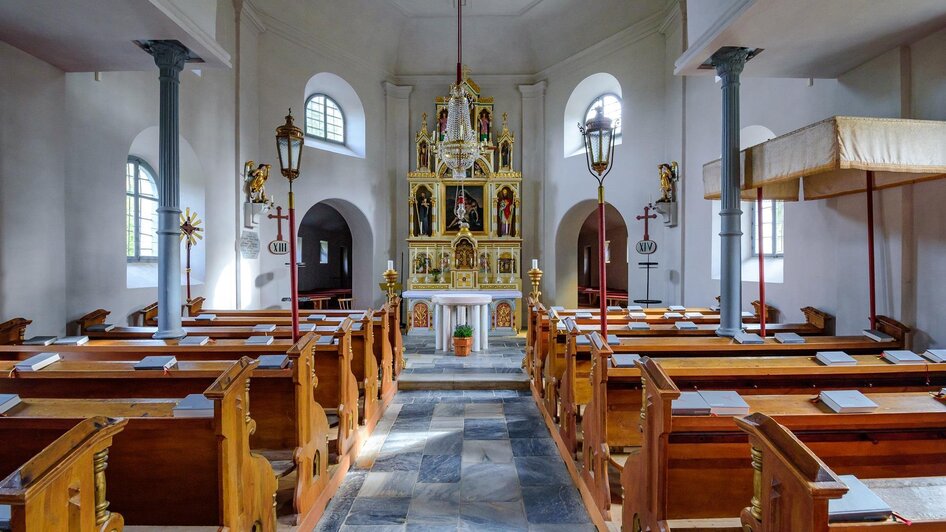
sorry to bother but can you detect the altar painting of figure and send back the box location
[445,185,484,233]
[478,251,491,274]
[413,187,433,236]
[414,252,431,274]
[478,109,490,142]
[496,186,515,237]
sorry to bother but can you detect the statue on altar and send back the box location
[500,143,510,169]
[496,186,515,237]
[478,109,491,142]
[438,108,448,141]
[414,188,432,236]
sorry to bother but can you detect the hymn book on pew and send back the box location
[316,336,336,345]
[23,335,57,346]
[734,332,764,344]
[629,312,647,319]
[173,393,214,418]
[54,336,89,346]
[246,336,274,346]
[674,321,698,330]
[257,354,290,369]
[252,324,277,333]
[352,322,364,331]
[829,475,893,522]
[14,352,61,372]
[299,323,317,333]
[85,323,115,332]
[882,350,925,364]
[179,335,210,346]
[610,354,641,368]
[0,394,22,415]
[306,314,327,321]
[195,313,217,321]
[627,305,643,311]
[863,329,894,342]
[684,312,704,319]
[816,351,857,366]
[550,306,565,311]
[741,311,754,317]
[774,332,806,344]
[924,349,946,363]
[820,390,878,413]
[664,312,684,319]
[575,311,593,319]
[628,322,650,330]
[671,391,749,416]
[668,305,686,312]
[348,313,365,320]
[135,356,178,371]
[606,306,623,312]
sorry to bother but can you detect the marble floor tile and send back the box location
[510,438,558,457]
[520,485,591,524]
[422,429,463,455]
[459,501,529,531]
[463,418,509,440]
[372,451,423,472]
[418,454,461,483]
[461,439,514,465]
[514,457,571,486]
[465,403,505,418]
[345,497,412,526]
[459,463,521,502]
[358,472,418,498]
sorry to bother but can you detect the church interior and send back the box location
[2,0,946,530]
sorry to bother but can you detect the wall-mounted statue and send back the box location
[657,161,680,203]
[496,186,516,237]
[243,161,272,205]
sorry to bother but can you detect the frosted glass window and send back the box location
[126,157,159,262]
[305,94,345,144]
[585,93,622,136]
[752,200,784,256]
[319,240,329,264]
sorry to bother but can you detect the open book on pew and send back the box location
[774,332,806,344]
[674,321,698,330]
[135,356,178,371]
[173,393,214,418]
[863,328,894,342]
[627,322,650,330]
[816,351,857,366]
[881,350,925,364]
[305,314,327,321]
[610,354,641,368]
[257,354,290,369]
[179,335,210,346]
[14,352,61,372]
[23,335,58,346]
[923,349,946,363]
[819,390,878,413]
[671,390,749,416]
[734,332,764,344]
[829,475,893,523]
[54,336,89,346]
[0,394,22,415]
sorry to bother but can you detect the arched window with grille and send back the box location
[126,156,159,262]
[585,93,622,137]
[305,93,345,144]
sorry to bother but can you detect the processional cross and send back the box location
[636,203,657,241]
[179,208,204,303]
[268,205,288,243]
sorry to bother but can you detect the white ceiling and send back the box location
[0,0,229,72]
[677,0,946,78]
[388,0,546,18]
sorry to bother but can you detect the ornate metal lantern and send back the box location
[275,110,304,181]
[579,106,616,182]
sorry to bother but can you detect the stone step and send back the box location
[397,372,529,391]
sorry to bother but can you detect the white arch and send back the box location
[303,72,366,159]
[563,72,623,158]
[127,127,205,290]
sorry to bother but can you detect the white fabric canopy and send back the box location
[703,116,946,201]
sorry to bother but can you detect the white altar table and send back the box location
[431,293,492,352]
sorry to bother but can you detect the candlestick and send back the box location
[387,259,394,271]
[532,258,538,270]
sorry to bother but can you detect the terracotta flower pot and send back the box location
[453,336,473,356]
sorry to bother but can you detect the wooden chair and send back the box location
[0,416,127,532]
[337,297,353,310]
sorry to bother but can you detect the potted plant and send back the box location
[453,324,474,356]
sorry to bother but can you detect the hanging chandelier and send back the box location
[438,0,479,180]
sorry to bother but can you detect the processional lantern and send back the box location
[274,109,304,342]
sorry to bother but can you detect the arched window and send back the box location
[126,156,159,262]
[585,93,622,136]
[305,94,345,144]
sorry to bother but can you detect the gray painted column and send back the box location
[712,48,750,337]
[148,41,190,339]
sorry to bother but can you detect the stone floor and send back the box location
[313,337,594,531]
[396,336,531,390]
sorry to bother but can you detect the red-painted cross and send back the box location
[636,203,658,241]
[267,206,288,240]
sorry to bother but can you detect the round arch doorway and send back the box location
[298,203,352,308]
[577,204,628,307]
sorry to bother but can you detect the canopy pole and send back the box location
[866,170,877,330]
[756,188,766,337]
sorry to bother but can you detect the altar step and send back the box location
[398,371,529,391]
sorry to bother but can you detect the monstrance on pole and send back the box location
[179,207,203,304]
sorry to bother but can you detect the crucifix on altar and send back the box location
[633,203,661,308]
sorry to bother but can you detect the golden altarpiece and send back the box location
[405,77,523,335]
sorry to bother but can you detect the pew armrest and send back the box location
[0,318,31,346]
[75,309,110,333]
[184,296,206,317]
[800,306,833,333]
[133,302,160,326]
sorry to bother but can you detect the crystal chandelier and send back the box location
[438,0,479,180]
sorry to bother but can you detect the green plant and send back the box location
[453,324,474,338]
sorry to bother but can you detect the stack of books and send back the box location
[179,336,210,346]
[816,351,857,366]
[674,321,698,330]
[0,394,22,415]
[863,329,894,342]
[245,336,274,346]
[610,354,641,368]
[734,332,764,344]
[173,394,214,418]
[774,332,806,344]
[54,336,89,346]
[14,352,61,372]
[257,354,290,369]
[922,349,946,363]
[828,475,892,523]
[672,390,749,416]
[134,356,178,371]
[881,350,925,364]
[819,390,878,413]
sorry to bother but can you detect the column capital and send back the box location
[384,81,413,99]
[143,40,193,73]
[710,47,751,81]
[518,81,547,98]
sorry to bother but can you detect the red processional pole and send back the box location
[288,186,300,342]
[598,186,607,338]
[756,188,766,337]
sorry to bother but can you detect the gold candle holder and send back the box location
[383,268,398,302]
[528,267,543,302]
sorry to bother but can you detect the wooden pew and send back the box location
[0,334,338,528]
[0,416,127,532]
[1,358,278,529]
[77,308,304,340]
[736,413,946,532]
[621,357,946,532]
[0,318,30,346]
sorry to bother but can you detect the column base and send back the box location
[715,326,742,338]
